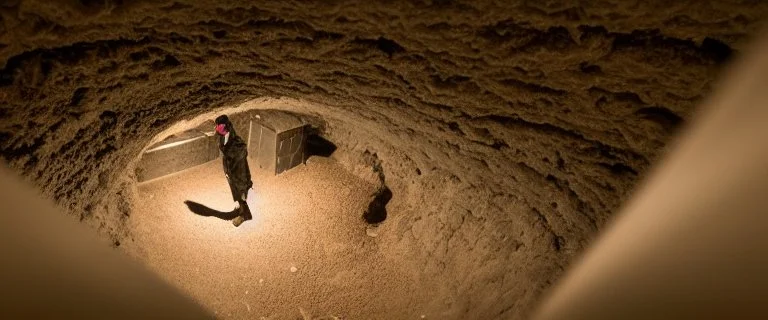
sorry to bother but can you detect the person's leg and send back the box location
[238,199,252,220]
[232,190,251,227]
[232,209,245,226]
[238,189,252,220]
[227,182,240,210]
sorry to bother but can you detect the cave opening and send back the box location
[306,130,338,158]
[363,185,392,224]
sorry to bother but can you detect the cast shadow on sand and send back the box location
[184,200,240,221]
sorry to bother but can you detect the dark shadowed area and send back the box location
[185,200,241,221]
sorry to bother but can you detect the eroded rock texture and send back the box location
[1,1,766,318]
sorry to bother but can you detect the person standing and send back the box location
[214,115,253,227]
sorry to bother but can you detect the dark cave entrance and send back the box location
[363,186,392,224]
[360,150,392,225]
[305,133,337,158]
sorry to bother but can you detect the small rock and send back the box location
[290,266,298,273]
[259,278,264,284]
[245,290,248,295]
[421,315,426,319]
[366,226,378,237]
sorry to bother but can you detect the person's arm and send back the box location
[219,137,230,178]
[227,140,250,197]
[221,151,229,178]
[233,140,248,162]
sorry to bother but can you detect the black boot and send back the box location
[232,200,251,227]
[240,201,252,221]
[232,215,245,227]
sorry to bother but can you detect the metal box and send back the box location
[134,110,308,182]
[247,112,308,175]
[135,129,219,182]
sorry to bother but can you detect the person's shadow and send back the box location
[184,200,240,220]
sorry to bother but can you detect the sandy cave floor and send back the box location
[121,156,432,319]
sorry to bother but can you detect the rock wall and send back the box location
[1,1,766,318]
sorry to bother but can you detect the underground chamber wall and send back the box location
[0,1,761,317]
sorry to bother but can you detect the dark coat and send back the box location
[220,133,252,201]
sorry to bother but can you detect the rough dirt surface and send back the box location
[126,156,428,320]
[1,1,768,318]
